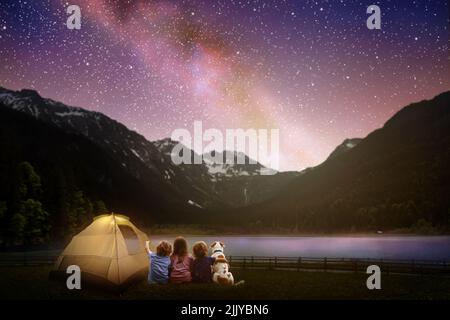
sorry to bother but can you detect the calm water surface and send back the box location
[150,235,450,261]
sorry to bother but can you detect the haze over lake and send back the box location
[150,236,450,261]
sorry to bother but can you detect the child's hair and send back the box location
[192,241,208,258]
[156,240,172,256]
[172,236,188,262]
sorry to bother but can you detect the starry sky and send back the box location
[0,0,449,171]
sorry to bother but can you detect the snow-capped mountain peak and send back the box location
[1,86,295,209]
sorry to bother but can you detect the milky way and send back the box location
[0,0,449,171]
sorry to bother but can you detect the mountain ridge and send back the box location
[3,86,447,233]
[0,86,299,210]
[224,91,450,232]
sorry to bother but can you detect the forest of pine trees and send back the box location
[0,161,108,247]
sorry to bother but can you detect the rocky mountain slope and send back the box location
[227,92,450,232]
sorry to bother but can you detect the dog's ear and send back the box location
[220,241,225,248]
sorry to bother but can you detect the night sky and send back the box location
[0,0,449,171]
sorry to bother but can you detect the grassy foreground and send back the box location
[0,266,449,300]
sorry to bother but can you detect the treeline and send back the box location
[291,200,450,233]
[239,190,450,234]
[0,161,108,247]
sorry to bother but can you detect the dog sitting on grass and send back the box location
[210,241,244,286]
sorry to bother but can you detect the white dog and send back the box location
[210,241,244,286]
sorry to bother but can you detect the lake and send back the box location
[150,235,450,261]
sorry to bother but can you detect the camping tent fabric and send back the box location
[54,214,149,286]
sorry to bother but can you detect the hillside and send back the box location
[0,87,298,210]
[228,92,450,232]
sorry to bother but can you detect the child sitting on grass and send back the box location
[169,236,193,284]
[145,240,172,284]
[192,241,216,283]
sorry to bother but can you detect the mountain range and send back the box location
[0,87,298,228]
[227,91,450,232]
[1,86,449,237]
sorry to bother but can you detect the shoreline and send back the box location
[2,232,449,253]
[147,225,449,237]
[148,232,450,238]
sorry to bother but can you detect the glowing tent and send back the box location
[52,214,149,289]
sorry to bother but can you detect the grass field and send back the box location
[1,266,450,300]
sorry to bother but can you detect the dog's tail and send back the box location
[234,280,245,286]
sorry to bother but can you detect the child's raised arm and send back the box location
[145,240,152,254]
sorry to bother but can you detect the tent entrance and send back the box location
[118,224,140,255]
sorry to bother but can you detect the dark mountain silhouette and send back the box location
[0,87,224,210]
[326,138,362,161]
[1,86,449,237]
[0,87,301,243]
[0,87,298,211]
[0,106,205,231]
[226,92,450,232]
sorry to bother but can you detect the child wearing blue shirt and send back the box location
[145,240,172,284]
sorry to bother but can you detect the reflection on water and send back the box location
[150,235,450,261]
